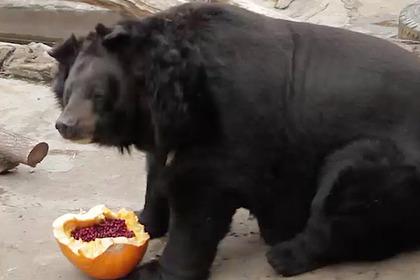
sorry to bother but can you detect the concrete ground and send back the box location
[3,78,420,280]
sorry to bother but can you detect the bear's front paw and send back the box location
[123,260,163,280]
[266,241,319,277]
[135,210,168,239]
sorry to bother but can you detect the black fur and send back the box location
[49,3,420,279]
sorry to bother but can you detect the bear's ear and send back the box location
[48,34,80,64]
[95,23,112,37]
[102,25,131,49]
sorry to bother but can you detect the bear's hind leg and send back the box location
[267,138,420,276]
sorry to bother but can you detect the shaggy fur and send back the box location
[49,3,420,280]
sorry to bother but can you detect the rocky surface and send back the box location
[399,2,420,41]
[0,45,15,67]
[0,43,56,82]
[69,0,414,36]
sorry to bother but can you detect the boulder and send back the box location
[1,42,57,82]
[399,2,420,41]
[0,44,15,66]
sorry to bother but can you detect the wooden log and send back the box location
[0,128,49,173]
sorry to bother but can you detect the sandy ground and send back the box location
[3,76,420,280]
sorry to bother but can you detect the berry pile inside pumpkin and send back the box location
[53,205,149,280]
[71,218,135,241]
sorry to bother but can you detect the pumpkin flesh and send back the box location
[53,205,149,280]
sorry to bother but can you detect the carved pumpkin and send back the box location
[53,205,150,280]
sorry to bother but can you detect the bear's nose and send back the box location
[55,120,67,134]
[55,118,77,136]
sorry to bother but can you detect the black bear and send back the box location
[49,2,420,280]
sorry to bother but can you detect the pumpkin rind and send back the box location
[58,241,148,279]
[53,205,150,280]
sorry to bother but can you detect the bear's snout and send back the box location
[55,117,76,137]
[55,110,94,143]
[55,114,81,140]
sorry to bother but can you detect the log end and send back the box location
[27,142,49,167]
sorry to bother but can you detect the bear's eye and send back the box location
[94,93,103,100]
[92,89,113,112]
[92,91,105,102]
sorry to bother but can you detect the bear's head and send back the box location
[49,18,212,153]
[49,23,160,153]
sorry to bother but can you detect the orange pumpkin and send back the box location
[53,205,150,280]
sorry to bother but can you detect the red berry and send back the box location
[71,218,135,242]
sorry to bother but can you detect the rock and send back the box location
[0,44,15,67]
[72,0,294,19]
[272,0,349,26]
[275,0,295,9]
[399,3,420,41]
[1,42,57,82]
[70,0,178,16]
